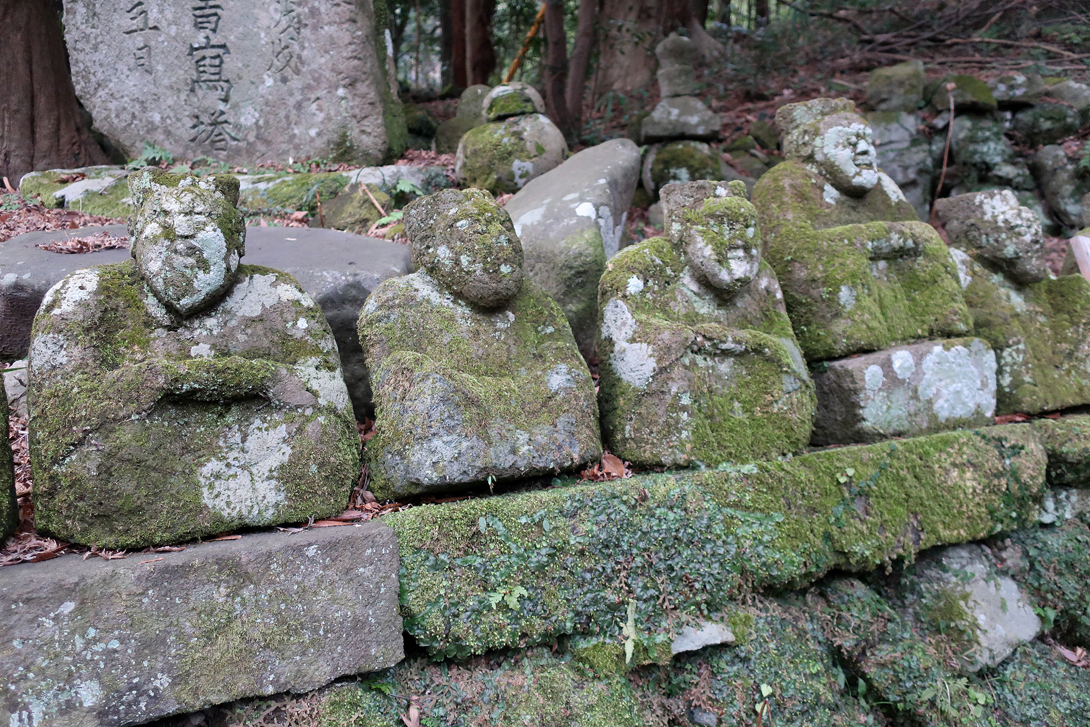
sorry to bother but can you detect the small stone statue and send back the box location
[359,188,602,498]
[597,180,816,467]
[753,98,971,362]
[28,170,360,549]
[934,189,1090,414]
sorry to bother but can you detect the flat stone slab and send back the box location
[0,225,410,416]
[812,338,997,445]
[0,522,403,727]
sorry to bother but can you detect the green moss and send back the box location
[991,639,1090,725]
[385,426,1046,659]
[932,74,998,112]
[485,89,537,121]
[0,384,16,543]
[647,141,723,195]
[456,117,557,194]
[1011,519,1090,646]
[753,160,971,361]
[434,116,482,154]
[17,171,67,208]
[238,172,350,215]
[317,183,391,235]
[1032,415,1090,486]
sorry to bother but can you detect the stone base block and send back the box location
[0,523,403,727]
[812,338,997,445]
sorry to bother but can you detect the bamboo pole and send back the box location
[503,3,547,84]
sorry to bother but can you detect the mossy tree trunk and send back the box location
[0,0,107,185]
[544,0,576,142]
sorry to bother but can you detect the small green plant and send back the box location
[127,142,173,169]
[486,585,529,610]
[394,177,423,196]
[919,676,990,719]
[1033,605,1058,632]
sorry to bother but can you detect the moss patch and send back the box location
[1011,519,1090,646]
[237,172,350,215]
[1033,415,1090,486]
[0,384,16,543]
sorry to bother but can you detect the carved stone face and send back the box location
[130,183,243,316]
[812,113,880,197]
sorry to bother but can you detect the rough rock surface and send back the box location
[655,34,699,98]
[949,229,1090,415]
[359,189,601,498]
[1012,102,1083,146]
[28,171,360,548]
[482,82,545,121]
[988,72,1046,107]
[0,383,16,544]
[909,544,1041,671]
[640,96,720,143]
[931,74,998,113]
[455,114,568,194]
[948,113,1034,192]
[0,523,403,727]
[1031,144,1089,229]
[433,85,490,153]
[933,189,1050,284]
[597,180,815,467]
[506,139,641,357]
[1033,414,1090,487]
[865,60,924,112]
[812,337,996,445]
[641,140,729,198]
[61,0,403,165]
[3,359,27,419]
[755,98,970,361]
[866,111,933,219]
[1,224,411,418]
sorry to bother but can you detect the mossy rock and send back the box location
[1011,102,1083,146]
[956,254,1090,415]
[455,114,568,194]
[1011,519,1090,646]
[18,166,132,216]
[236,172,350,214]
[402,103,439,138]
[317,650,642,727]
[433,115,481,154]
[641,140,725,197]
[753,160,971,361]
[314,183,391,234]
[866,60,925,112]
[482,83,545,122]
[1033,415,1090,486]
[385,425,1045,658]
[991,640,1090,725]
[748,119,779,150]
[931,74,998,113]
[0,383,16,543]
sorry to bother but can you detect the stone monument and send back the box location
[359,188,602,498]
[28,170,360,549]
[934,189,1090,414]
[62,0,404,165]
[596,180,816,467]
[455,83,568,194]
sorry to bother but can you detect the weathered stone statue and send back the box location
[28,170,360,549]
[934,189,1090,414]
[597,180,816,467]
[359,188,602,498]
[753,98,971,362]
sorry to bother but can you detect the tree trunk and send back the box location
[566,0,598,128]
[693,0,710,25]
[466,0,496,85]
[439,0,455,90]
[755,0,769,27]
[595,0,724,94]
[451,0,468,89]
[0,0,106,185]
[543,0,576,142]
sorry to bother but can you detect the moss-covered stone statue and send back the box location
[597,180,815,467]
[358,188,602,499]
[934,190,1090,414]
[27,170,360,549]
[1,383,17,543]
[753,98,971,361]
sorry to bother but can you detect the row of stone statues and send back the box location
[20,98,1090,551]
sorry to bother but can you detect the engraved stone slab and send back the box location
[62,0,399,165]
[0,523,403,727]
[812,338,997,445]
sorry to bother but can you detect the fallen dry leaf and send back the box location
[1054,642,1090,668]
[995,413,1031,424]
[580,452,632,481]
[35,231,129,254]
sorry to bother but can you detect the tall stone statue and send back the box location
[28,170,360,549]
[597,180,816,467]
[359,189,602,499]
[753,98,971,362]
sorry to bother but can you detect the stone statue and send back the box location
[597,180,816,467]
[359,188,602,499]
[753,98,971,362]
[934,189,1090,414]
[28,170,360,549]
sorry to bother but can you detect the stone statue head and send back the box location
[404,188,524,308]
[127,169,245,317]
[777,98,879,197]
[661,180,761,297]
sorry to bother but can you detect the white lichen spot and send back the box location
[296,318,308,329]
[189,343,213,359]
[601,298,657,388]
[546,364,576,392]
[864,364,885,391]
[949,247,973,289]
[626,276,645,295]
[199,419,291,522]
[838,284,857,310]
[822,184,841,205]
[297,358,352,411]
[29,333,70,373]
[890,349,916,379]
[48,269,100,316]
[917,341,997,420]
[574,202,596,219]
[879,173,907,203]
[512,160,535,188]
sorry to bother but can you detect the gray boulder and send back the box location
[457,84,493,119]
[62,0,402,165]
[908,544,1040,672]
[641,140,728,198]
[482,82,545,122]
[0,225,410,418]
[358,189,602,499]
[812,338,997,446]
[949,114,1032,190]
[434,85,491,153]
[988,73,1045,108]
[455,114,568,194]
[641,96,720,143]
[670,621,736,655]
[1031,144,1088,228]
[0,523,403,727]
[29,171,361,549]
[655,34,699,98]
[1046,79,1090,110]
[3,359,27,420]
[506,139,641,357]
[865,61,924,112]
[931,74,998,113]
[867,111,933,219]
[1012,102,1083,146]
[933,189,1049,284]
